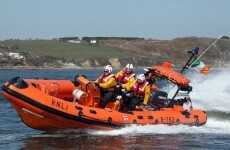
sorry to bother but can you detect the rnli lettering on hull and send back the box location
[51,99,68,111]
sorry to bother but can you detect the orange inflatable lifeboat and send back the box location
[2,72,207,131]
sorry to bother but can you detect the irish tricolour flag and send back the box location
[191,59,211,75]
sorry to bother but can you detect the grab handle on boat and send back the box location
[8,77,28,89]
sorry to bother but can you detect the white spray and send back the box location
[186,70,230,112]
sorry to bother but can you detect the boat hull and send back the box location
[2,77,207,131]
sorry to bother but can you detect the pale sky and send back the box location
[0,0,229,40]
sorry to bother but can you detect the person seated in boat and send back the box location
[94,65,117,108]
[114,63,136,98]
[125,74,151,111]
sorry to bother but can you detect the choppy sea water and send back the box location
[0,69,230,149]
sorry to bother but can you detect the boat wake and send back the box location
[90,118,230,136]
[30,117,230,137]
[187,69,230,113]
[163,69,230,113]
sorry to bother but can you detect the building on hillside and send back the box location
[63,62,76,67]
[0,52,6,61]
[68,39,81,44]
[82,37,98,44]
[82,37,144,41]
[7,52,24,59]
[59,37,79,42]
[90,39,97,44]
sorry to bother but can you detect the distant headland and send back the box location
[0,36,229,69]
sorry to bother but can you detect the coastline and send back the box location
[0,66,229,70]
[0,66,94,70]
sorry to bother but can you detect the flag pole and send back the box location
[188,35,229,68]
[188,36,222,68]
[180,48,197,73]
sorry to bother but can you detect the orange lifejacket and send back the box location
[132,80,149,96]
[117,69,135,84]
[98,73,115,83]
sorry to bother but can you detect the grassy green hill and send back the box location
[0,37,229,68]
[0,40,129,61]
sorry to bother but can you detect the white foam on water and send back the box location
[188,70,230,112]
[163,70,230,112]
[90,118,230,136]
[205,118,230,130]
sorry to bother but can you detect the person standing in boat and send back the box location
[126,74,151,111]
[94,65,117,108]
[115,63,136,97]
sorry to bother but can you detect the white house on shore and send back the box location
[7,52,24,59]
[90,39,97,44]
[68,39,81,44]
[0,52,6,61]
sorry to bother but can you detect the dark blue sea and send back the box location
[0,69,230,149]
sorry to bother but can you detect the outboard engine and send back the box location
[149,90,169,108]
